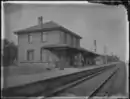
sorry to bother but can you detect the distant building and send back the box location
[94,54,119,65]
[14,16,99,68]
[95,56,106,65]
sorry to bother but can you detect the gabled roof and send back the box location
[14,21,60,34]
[14,21,82,39]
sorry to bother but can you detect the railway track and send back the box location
[42,65,116,98]
[88,68,119,99]
[2,64,116,98]
[42,65,118,99]
[45,66,115,97]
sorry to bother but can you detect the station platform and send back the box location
[2,62,117,89]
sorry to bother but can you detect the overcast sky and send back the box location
[3,3,127,61]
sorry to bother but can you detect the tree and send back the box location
[2,39,17,66]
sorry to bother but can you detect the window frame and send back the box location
[64,32,67,44]
[41,32,47,42]
[71,35,74,47]
[73,37,76,47]
[27,49,34,61]
[40,48,49,62]
[28,34,32,43]
[76,38,79,47]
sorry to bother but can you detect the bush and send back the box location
[2,39,17,67]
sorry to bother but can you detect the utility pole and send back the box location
[94,40,97,52]
[104,45,107,64]
[110,52,113,62]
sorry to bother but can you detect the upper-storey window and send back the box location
[71,35,74,46]
[76,38,80,47]
[64,32,67,44]
[73,37,76,47]
[41,32,47,42]
[28,34,32,43]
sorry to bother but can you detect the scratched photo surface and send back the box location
[2,3,128,98]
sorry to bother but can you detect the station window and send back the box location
[41,48,49,62]
[64,32,67,44]
[27,50,34,61]
[28,34,32,43]
[41,32,47,42]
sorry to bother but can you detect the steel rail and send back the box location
[43,65,116,98]
[88,68,119,99]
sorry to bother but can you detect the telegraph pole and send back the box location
[111,52,113,62]
[94,40,97,52]
[104,45,107,64]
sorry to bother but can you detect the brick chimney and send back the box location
[38,16,43,25]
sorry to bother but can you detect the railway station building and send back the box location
[14,16,99,68]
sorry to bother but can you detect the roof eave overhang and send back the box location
[78,47,100,57]
[59,27,82,39]
[13,25,82,40]
[14,27,61,35]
